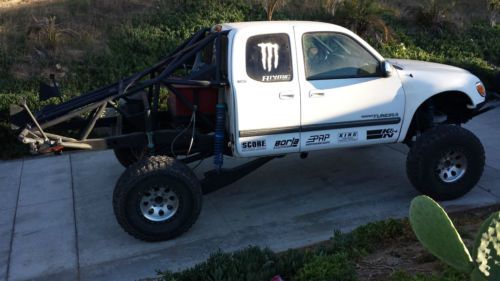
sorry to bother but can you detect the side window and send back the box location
[246,33,293,82]
[303,32,380,80]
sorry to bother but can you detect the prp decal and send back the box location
[306,134,331,146]
[367,128,398,139]
[257,43,279,72]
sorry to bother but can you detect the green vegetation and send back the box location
[409,195,500,281]
[153,202,498,281]
[389,270,468,281]
[0,0,498,160]
[159,247,312,281]
[158,219,406,281]
[294,253,356,281]
[153,212,494,281]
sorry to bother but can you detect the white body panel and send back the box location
[229,25,301,157]
[388,59,485,142]
[222,21,486,158]
[293,25,405,151]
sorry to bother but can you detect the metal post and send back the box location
[22,102,49,141]
[141,92,155,152]
[80,102,107,140]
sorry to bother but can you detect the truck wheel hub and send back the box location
[140,186,179,222]
[436,150,467,183]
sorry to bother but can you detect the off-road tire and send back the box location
[114,147,147,168]
[113,155,202,242]
[406,125,485,200]
[114,146,173,168]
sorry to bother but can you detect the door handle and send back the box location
[309,91,325,98]
[279,91,295,100]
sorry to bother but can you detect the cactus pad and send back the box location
[472,211,500,280]
[409,195,473,273]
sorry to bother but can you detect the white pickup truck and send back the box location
[224,21,487,201]
[13,21,494,241]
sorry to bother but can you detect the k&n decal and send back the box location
[367,128,398,139]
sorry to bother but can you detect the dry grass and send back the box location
[356,205,499,281]
[0,0,155,80]
[0,0,493,82]
[380,0,491,24]
[0,0,53,9]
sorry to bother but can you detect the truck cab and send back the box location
[221,21,486,159]
[224,21,405,157]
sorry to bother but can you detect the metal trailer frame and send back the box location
[12,28,228,157]
[10,27,276,193]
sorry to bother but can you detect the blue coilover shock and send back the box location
[213,103,225,171]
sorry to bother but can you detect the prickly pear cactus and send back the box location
[471,211,500,281]
[409,195,473,272]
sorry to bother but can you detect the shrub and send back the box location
[327,219,405,255]
[390,269,468,281]
[334,0,394,43]
[160,247,277,281]
[27,16,77,51]
[295,253,356,281]
[0,123,29,159]
[377,22,500,92]
[158,246,311,281]
[405,0,456,33]
[274,248,315,280]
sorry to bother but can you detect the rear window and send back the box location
[246,33,293,82]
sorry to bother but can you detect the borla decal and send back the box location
[274,138,299,149]
[337,131,358,143]
[242,140,267,151]
[367,128,398,139]
[306,134,330,146]
[258,43,279,72]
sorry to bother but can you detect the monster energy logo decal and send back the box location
[258,42,280,72]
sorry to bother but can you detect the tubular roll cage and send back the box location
[12,28,230,161]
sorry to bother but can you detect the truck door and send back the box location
[295,28,405,151]
[231,28,301,157]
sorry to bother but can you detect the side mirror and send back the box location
[382,61,393,77]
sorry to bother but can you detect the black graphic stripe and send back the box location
[367,129,383,139]
[239,118,400,137]
[301,118,400,132]
[239,126,301,138]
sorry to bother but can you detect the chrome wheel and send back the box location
[436,150,467,183]
[140,186,179,222]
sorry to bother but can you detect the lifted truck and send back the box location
[10,21,497,242]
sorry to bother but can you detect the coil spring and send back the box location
[213,103,225,170]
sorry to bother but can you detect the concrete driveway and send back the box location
[1,108,500,281]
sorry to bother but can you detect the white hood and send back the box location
[387,58,469,74]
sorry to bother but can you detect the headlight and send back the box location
[476,82,486,97]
